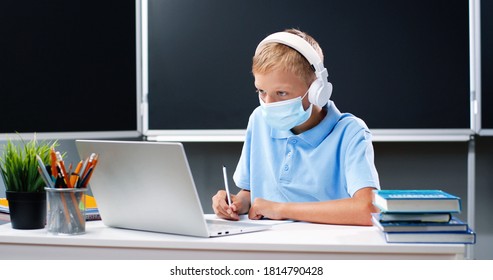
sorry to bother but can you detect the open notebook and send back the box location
[75,140,271,237]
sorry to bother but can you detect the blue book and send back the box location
[376,212,451,223]
[372,190,461,213]
[383,227,476,244]
[372,213,467,232]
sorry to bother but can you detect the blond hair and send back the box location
[252,29,324,86]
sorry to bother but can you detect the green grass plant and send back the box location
[0,135,58,193]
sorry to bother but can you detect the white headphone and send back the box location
[255,32,333,107]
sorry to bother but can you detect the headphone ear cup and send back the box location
[325,81,333,103]
[308,79,332,107]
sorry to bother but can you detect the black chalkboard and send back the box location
[0,0,137,134]
[148,0,470,130]
[481,0,493,130]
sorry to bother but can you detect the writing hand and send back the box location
[212,190,240,221]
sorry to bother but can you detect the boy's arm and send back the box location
[248,187,377,226]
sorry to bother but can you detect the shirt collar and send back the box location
[270,101,342,147]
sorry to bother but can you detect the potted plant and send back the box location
[0,135,57,229]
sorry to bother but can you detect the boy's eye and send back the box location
[277,91,288,97]
[256,89,266,95]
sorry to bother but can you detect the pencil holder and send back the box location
[45,187,87,235]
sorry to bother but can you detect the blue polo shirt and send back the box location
[233,101,380,203]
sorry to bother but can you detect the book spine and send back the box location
[85,213,101,221]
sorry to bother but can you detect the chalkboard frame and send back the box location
[478,0,492,135]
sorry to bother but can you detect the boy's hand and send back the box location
[248,198,284,220]
[212,190,241,220]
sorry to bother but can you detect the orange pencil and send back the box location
[82,153,97,179]
[50,147,58,178]
[70,160,83,187]
[60,192,71,224]
[56,152,71,188]
[91,154,99,169]
[69,192,85,226]
[80,154,98,188]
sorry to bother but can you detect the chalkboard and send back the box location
[0,0,138,136]
[481,0,493,130]
[147,0,470,131]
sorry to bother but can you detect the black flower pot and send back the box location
[6,191,46,229]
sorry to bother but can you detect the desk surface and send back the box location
[0,220,465,260]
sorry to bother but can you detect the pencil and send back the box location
[222,165,232,206]
[50,147,58,178]
[70,160,83,187]
[56,151,71,188]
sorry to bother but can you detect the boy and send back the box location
[212,29,380,226]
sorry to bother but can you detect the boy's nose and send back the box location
[263,95,276,104]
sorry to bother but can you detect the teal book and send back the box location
[383,227,476,244]
[372,190,461,213]
[372,213,467,232]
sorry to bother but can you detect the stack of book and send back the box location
[84,194,101,221]
[372,189,476,244]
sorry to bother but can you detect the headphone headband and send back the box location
[255,31,332,107]
[255,32,325,74]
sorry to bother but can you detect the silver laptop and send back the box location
[75,140,271,237]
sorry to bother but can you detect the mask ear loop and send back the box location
[301,89,310,101]
[300,89,313,113]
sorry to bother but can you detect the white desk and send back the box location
[0,220,465,260]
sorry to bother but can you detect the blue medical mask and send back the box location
[259,91,312,131]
